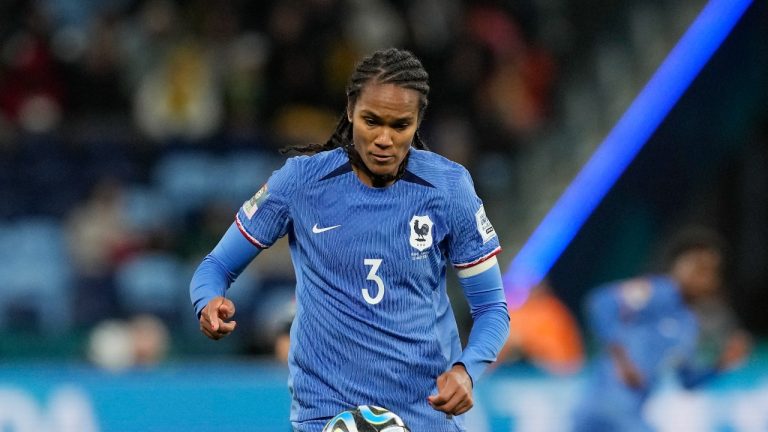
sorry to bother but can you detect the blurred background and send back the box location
[0,0,766,430]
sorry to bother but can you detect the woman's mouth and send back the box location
[370,153,393,164]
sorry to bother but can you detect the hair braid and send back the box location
[282,48,430,155]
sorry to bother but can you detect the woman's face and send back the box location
[348,82,420,187]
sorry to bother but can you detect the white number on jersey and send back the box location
[362,259,385,305]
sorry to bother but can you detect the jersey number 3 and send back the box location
[362,259,385,305]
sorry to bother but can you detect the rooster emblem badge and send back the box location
[409,215,433,252]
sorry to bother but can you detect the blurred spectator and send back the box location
[65,177,143,278]
[134,40,223,142]
[130,314,170,366]
[479,44,556,138]
[466,3,556,149]
[498,280,584,375]
[0,3,65,134]
[88,314,170,371]
[87,319,133,371]
[65,177,145,325]
[572,227,751,432]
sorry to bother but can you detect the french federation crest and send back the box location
[409,215,433,252]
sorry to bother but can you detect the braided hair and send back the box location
[282,48,430,155]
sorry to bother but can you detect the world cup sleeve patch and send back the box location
[243,184,269,219]
[475,205,496,243]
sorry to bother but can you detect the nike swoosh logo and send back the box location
[312,223,341,234]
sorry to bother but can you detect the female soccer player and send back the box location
[190,48,509,432]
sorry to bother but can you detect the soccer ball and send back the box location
[321,405,410,432]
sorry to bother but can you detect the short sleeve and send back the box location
[447,167,501,268]
[235,156,299,248]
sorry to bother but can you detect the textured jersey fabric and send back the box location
[235,148,502,431]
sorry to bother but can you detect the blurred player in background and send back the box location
[189,48,509,432]
[572,226,751,432]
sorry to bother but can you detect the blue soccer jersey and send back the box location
[234,148,501,431]
[572,276,699,432]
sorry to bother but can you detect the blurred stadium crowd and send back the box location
[0,0,558,362]
[3,0,766,373]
